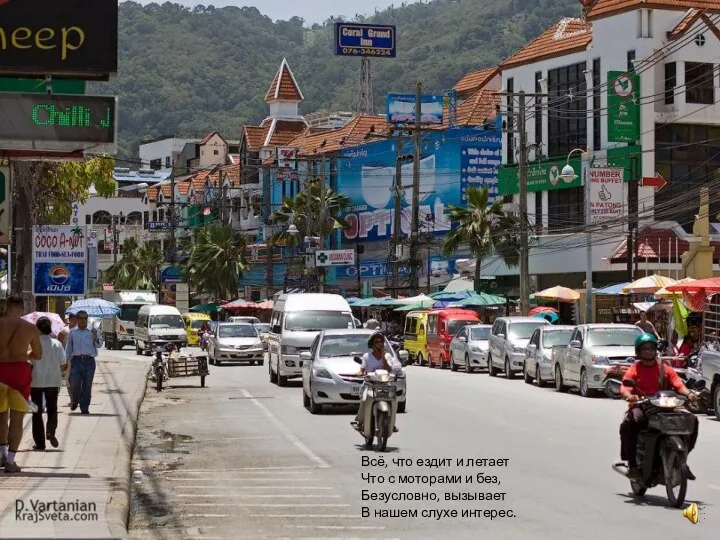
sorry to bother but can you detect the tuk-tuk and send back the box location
[183,313,211,346]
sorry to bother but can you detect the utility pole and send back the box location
[409,82,422,295]
[392,130,404,298]
[627,152,639,281]
[517,91,530,316]
[318,156,327,293]
[111,214,119,265]
[168,157,177,265]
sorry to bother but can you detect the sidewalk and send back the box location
[0,353,148,540]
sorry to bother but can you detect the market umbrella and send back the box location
[429,290,474,301]
[222,299,250,310]
[533,311,559,324]
[67,298,120,317]
[346,297,361,305]
[622,274,676,294]
[665,276,720,311]
[393,294,435,308]
[534,286,580,303]
[21,312,65,336]
[654,277,696,299]
[448,292,507,307]
[394,303,426,312]
[256,299,274,310]
[190,302,222,313]
[595,282,631,295]
[528,306,558,316]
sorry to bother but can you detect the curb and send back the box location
[106,365,149,540]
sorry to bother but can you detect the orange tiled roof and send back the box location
[264,119,308,148]
[219,163,241,185]
[288,115,390,158]
[667,9,720,39]
[265,58,304,102]
[177,181,191,196]
[453,67,500,96]
[243,126,265,153]
[147,186,159,202]
[456,88,501,126]
[191,169,213,191]
[501,18,591,69]
[587,1,720,20]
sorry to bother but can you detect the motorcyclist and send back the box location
[350,331,401,433]
[620,333,699,481]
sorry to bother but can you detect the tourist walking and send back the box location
[58,313,78,405]
[65,310,103,414]
[31,317,66,451]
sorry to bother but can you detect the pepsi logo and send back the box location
[49,265,70,285]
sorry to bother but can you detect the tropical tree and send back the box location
[443,186,519,292]
[104,237,163,290]
[182,224,248,300]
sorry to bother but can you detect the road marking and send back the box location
[241,388,331,469]
[182,503,350,507]
[176,494,340,498]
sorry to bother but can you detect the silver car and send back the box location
[523,325,574,387]
[553,324,642,397]
[488,316,551,379]
[300,329,408,415]
[449,324,491,373]
[208,323,265,366]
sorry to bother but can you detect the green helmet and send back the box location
[635,332,658,352]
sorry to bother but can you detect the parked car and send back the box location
[523,325,574,386]
[229,316,261,325]
[208,323,265,366]
[488,317,551,379]
[553,324,641,397]
[300,329,409,414]
[426,308,481,369]
[449,324,491,373]
[403,311,429,365]
[254,323,271,350]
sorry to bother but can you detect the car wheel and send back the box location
[428,354,435,368]
[714,384,720,422]
[308,385,320,414]
[209,355,215,366]
[536,365,547,388]
[258,360,264,366]
[303,385,310,408]
[269,358,278,384]
[488,355,497,377]
[523,363,533,384]
[579,369,595,397]
[465,354,472,374]
[416,352,425,367]
[135,343,142,356]
[440,355,448,370]
[555,365,567,393]
[505,357,515,380]
[398,400,406,413]
[278,374,288,387]
[450,355,458,372]
[216,359,222,366]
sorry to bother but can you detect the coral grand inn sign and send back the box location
[0,0,118,78]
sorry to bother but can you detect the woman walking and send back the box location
[31,317,66,450]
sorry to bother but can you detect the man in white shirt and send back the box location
[31,317,66,451]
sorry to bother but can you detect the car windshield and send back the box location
[120,304,143,323]
[470,327,491,340]
[320,334,391,358]
[255,324,271,333]
[509,322,546,339]
[219,325,257,338]
[190,320,207,329]
[149,315,184,329]
[448,320,478,335]
[284,311,354,332]
[231,317,259,324]
[587,328,641,347]
[542,329,573,348]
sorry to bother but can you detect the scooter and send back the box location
[352,356,399,452]
[151,346,169,392]
[199,331,211,351]
[685,368,712,414]
[602,357,634,399]
[610,378,704,508]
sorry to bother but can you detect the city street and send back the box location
[126,349,720,540]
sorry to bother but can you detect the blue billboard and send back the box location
[33,262,86,296]
[387,94,444,125]
[338,127,502,242]
[335,258,412,280]
[334,23,396,58]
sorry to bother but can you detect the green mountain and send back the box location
[99,0,581,160]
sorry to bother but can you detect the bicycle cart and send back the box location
[166,352,209,388]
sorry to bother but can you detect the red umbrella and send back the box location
[528,306,559,316]
[256,300,274,310]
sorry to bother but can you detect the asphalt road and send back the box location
[125,348,720,540]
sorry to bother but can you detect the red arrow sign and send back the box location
[641,173,667,190]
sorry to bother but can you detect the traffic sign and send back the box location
[641,173,667,190]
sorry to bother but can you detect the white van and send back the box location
[134,304,187,355]
[268,293,356,386]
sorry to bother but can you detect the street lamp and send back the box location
[560,148,593,324]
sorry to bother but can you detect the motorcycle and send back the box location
[685,368,712,414]
[199,331,211,351]
[352,356,400,452]
[610,378,704,508]
[151,345,170,392]
[602,357,634,399]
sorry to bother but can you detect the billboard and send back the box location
[387,94,444,125]
[334,23,396,58]
[0,94,117,153]
[32,225,87,296]
[0,0,118,78]
[339,127,502,242]
[589,167,624,225]
[607,71,640,143]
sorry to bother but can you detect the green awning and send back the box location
[394,304,426,312]
[190,302,222,313]
[448,293,507,307]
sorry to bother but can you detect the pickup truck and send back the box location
[699,346,720,421]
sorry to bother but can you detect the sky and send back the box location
[135,0,403,24]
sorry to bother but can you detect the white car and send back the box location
[229,316,261,325]
[449,324,491,372]
[208,323,265,366]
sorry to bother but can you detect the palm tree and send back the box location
[182,224,248,300]
[443,186,519,292]
[105,238,163,290]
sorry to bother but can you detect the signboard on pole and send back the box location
[387,94,444,125]
[334,23,396,58]
[589,167,624,224]
[0,167,9,243]
[276,147,299,181]
[607,71,640,143]
[315,249,356,267]
[0,0,118,79]
[32,225,87,296]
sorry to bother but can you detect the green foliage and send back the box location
[99,0,579,156]
[105,237,163,290]
[443,186,519,291]
[182,224,249,300]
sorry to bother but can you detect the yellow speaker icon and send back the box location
[682,503,699,524]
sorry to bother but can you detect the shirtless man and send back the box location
[0,294,42,472]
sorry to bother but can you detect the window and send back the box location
[448,320,478,335]
[214,149,219,155]
[547,62,587,158]
[685,62,714,104]
[508,322,544,340]
[219,325,258,338]
[165,156,171,168]
[284,311,354,331]
[85,215,91,225]
[542,329,573,348]
[548,186,584,232]
[592,58,601,150]
[665,62,676,105]
[470,327,489,341]
[627,50,636,71]
[150,158,162,170]
[427,314,438,337]
[534,71,542,151]
[506,78,514,165]
[405,317,418,335]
